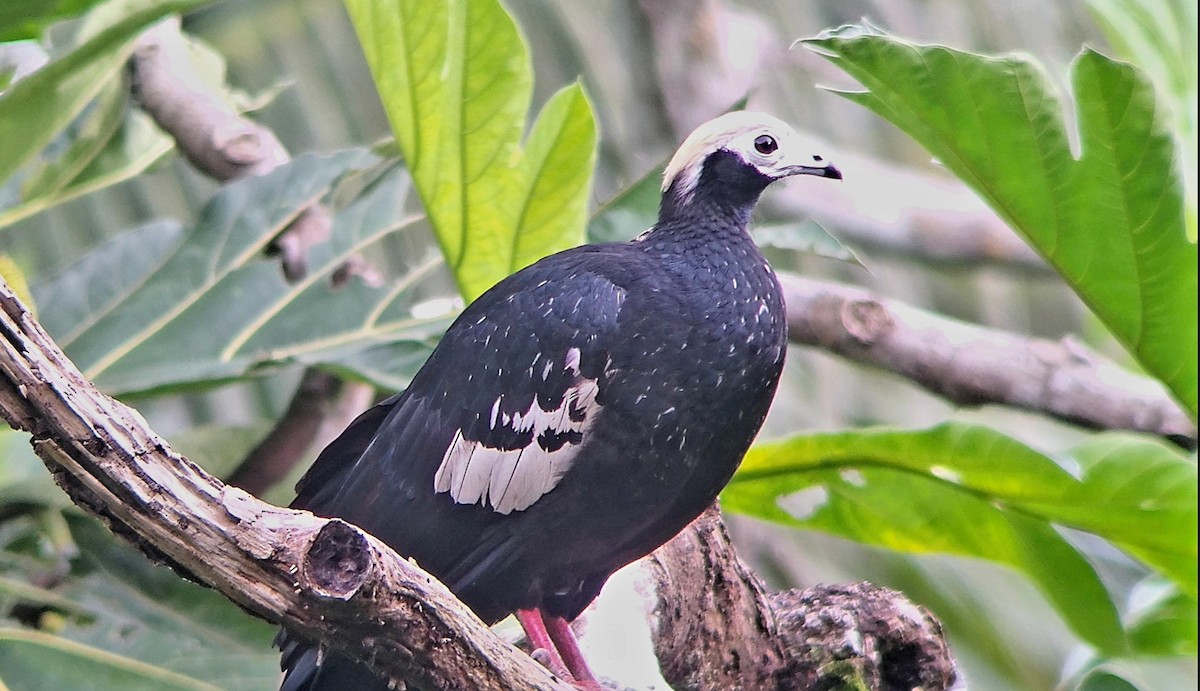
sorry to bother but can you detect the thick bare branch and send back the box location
[644,506,790,688]
[588,507,959,690]
[0,278,567,691]
[782,274,1196,446]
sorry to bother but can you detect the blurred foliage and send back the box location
[30,153,450,395]
[0,0,1196,690]
[0,0,207,190]
[1085,0,1197,241]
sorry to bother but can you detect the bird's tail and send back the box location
[276,629,392,691]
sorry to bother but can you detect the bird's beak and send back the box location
[783,162,842,180]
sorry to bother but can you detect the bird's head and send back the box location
[659,111,840,219]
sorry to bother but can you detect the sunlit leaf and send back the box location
[1086,0,1197,241]
[345,0,597,301]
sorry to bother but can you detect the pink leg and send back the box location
[544,614,600,689]
[516,608,573,681]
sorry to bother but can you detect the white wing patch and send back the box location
[433,348,601,514]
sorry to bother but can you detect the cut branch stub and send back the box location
[306,519,374,600]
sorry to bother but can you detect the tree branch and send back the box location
[225,369,374,496]
[781,274,1197,447]
[581,506,959,690]
[0,278,567,691]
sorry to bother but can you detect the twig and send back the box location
[781,274,1197,447]
[225,370,341,496]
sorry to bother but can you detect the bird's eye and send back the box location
[754,134,778,155]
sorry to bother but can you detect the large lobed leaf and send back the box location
[32,153,451,395]
[804,27,1198,417]
[345,0,597,302]
[725,423,1198,654]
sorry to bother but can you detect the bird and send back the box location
[276,111,841,690]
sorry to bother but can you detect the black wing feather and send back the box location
[278,246,638,691]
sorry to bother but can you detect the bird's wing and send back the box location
[292,248,632,523]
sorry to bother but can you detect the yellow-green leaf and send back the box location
[345,0,597,301]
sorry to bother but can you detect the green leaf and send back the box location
[0,107,173,230]
[727,423,1197,653]
[32,152,450,395]
[0,0,208,189]
[1077,671,1141,691]
[0,0,108,42]
[804,28,1198,416]
[587,162,661,243]
[509,85,596,276]
[0,630,221,691]
[753,221,863,266]
[0,517,276,691]
[1086,0,1197,241]
[323,339,437,392]
[14,77,127,204]
[1126,578,1198,656]
[1035,435,1198,593]
[32,219,183,342]
[345,0,598,302]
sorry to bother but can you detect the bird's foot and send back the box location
[528,646,576,682]
[517,609,605,687]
